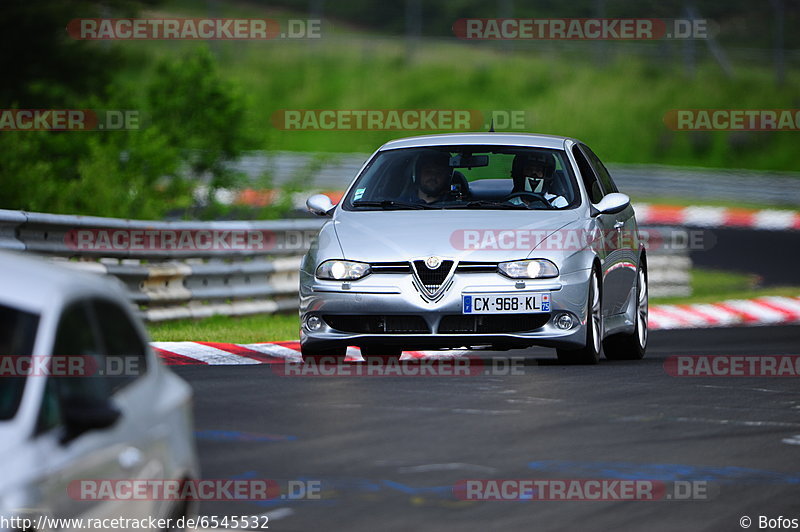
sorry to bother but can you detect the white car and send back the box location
[0,251,198,531]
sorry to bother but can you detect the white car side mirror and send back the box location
[306,194,336,216]
[593,192,631,216]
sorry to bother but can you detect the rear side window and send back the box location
[36,298,146,434]
[583,145,618,194]
[92,299,148,393]
[36,376,61,433]
[51,301,110,404]
[0,303,40,420]
[571,145,604,203]
[37,302,102,434]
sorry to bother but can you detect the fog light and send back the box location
[555,313,574,330]
[306,315,322,331]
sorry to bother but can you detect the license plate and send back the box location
[462,293,550,314]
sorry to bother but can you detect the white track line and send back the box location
[654,304,711,327]
[636,204,799,230]
[760,296,800,316]
[646,311,686,330]
[683,206,728,227]
[688,303,742,326]
[240,343,303,361]
[150,342,260,365]
[753,210,798,230]
[722,300,788,324]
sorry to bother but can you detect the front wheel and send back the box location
[603,265,648,360]
[557,270,601,365]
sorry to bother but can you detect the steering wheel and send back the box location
[504,191,551,207]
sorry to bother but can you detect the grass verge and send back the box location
[653,268,800,305]
[631,196,799,212]
[118,2,800,172]
[147,313,299,343]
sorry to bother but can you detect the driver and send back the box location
[510,153,568,208]
[411,151,453,204]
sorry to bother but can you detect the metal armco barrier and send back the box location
[0,208,689,320]
[647,253,691,298]
[0,209,324,321]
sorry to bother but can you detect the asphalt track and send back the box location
[173,325,800,532]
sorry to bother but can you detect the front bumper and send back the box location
[299,268,593,351]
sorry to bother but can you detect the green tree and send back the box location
[147,47,250,211]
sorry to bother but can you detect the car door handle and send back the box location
[118,446,143,470]
[613,221,624,229]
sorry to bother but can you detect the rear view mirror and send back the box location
[449,154,489,168]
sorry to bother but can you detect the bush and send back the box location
[0,47,251,219]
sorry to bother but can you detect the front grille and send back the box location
[323,315,430,334]
[412,260,454,295]
[455,261,498,273]
[438,314,550,333]
[370,262,412,274]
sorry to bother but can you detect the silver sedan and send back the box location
[299,133,648,364]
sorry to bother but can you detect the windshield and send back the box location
[342,145,579,211]
[0,303,40,421]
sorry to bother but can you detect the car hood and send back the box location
[332,209,581,262]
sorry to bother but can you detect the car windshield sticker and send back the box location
[354,188,366,201]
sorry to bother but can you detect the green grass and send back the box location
[146,269,799,343]
[652,268,800,305]
[631,195,799,212]
[110,1,800,173]
[147,312,299,343]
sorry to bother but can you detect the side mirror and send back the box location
[306,194,335,216]
[61,396,121,444]
[592,192,630,216]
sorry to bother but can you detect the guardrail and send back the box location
[0,209,324,321]
[647,250,691,298]
[0,208,690,320]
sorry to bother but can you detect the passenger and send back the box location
[510,153,568,208]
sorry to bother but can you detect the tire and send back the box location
[603,264,648,360]
[360,345,403,360]
[557,270,601,365]
[301,343,347,362]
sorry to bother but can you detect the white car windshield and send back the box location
[343,146,579,211]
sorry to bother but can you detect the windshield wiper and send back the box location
[352,200,432,210]
[446,200,531,210]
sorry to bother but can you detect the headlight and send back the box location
[498,259,558,279]
[316,260,371,280]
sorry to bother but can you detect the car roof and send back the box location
[379,132,577,151]
[0,250,123,314]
